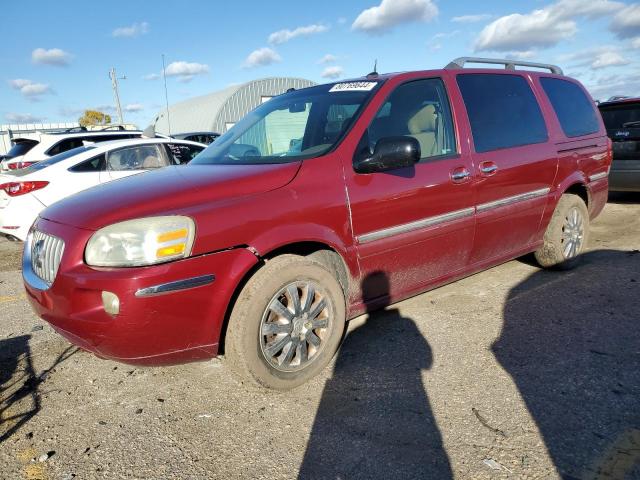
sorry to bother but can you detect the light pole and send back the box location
[109,67,126,125]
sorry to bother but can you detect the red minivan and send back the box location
[23,58,611,389]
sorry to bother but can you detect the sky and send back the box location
[2,0,639,128]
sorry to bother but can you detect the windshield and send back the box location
[5,140,37,158]
[190,81,381,165]
[10,146,96,177]
[600,102,640,129]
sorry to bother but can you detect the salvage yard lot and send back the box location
[1,195,639,480]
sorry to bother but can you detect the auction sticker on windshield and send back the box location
[329,82,377,92]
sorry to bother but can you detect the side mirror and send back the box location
[354,136,421,174]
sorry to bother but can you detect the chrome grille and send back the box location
[30,230,65,286]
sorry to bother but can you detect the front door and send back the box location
[343,77,475,302]
[102,144,169,182]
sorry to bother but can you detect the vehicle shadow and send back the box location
[298,271,453,479]
[0,335,76,444]
[493,249,640,479]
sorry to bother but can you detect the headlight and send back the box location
[85,216,196,267]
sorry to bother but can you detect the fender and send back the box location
[248,222,360,284]
[536,171,590,240]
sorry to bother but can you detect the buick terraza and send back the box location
[23,58,611,389]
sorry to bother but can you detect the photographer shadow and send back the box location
[493,249,640,479]
[299,271,452,479]
[0,335,76,444]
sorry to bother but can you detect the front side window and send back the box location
[107,145,168,171]
[540,78,600,138]
[457,73,548,153]
[358,78,456,162]
[191,82,381,165]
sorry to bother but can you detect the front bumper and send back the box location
[609,160,640,192]
[23,218,259,365]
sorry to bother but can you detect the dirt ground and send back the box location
[1,194,639,480]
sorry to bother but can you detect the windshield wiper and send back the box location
[622,120,640,128]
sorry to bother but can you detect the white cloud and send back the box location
[243,47,282,68]
[321,66,344,79]
[428,31,459,51]
[5,113,45,123]
[9,79,53,100]
[268,24,328,45]
[95,105,116,113]
[632,37,640,48]
[32,48,72,66]
[610,4,640,39]
[503,50,537,60]
[318,54,337,64]
[475,0,623,51]
[583,70,640,101]
[143,73,160,81]
[112,21,149,38]
[58,106,84,117]
[451,14,493,23]
[164,61,209,82]
[560,45,630,70]
[591,51,630,69]
[124,103,144,112]
[352,0,438,34]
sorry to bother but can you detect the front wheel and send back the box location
[225,254,346,390]
[534,193,589,269]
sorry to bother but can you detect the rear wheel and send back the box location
[534,193,589,269]
[225,254,346,390]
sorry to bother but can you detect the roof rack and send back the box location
[445,57,563,75]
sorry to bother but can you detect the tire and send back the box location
[225,254,346,390]
[534,193,589,270]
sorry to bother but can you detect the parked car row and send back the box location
[598,97,640,192]
[20,57,613,390]
[0,138,205,241]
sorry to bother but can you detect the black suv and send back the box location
[599,97,640,192]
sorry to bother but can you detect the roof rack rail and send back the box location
[64,126,88,133]
[445,57,563,75]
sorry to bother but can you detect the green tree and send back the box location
[78,110,112,127]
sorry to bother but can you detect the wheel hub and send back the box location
[561,206,585,259]
[259,281,331,372]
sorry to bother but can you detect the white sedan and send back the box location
[0,138,205,241]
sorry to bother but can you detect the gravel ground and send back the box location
[0,194,639,480]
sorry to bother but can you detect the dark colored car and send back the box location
[598,97,640,191]
[23,57,611,390]
[171,132,220,145]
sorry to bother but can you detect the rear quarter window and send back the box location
[540,77,600,137]
[456,73,548,153]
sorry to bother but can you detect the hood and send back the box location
[40,162,301,231]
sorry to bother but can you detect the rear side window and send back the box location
[599,103,640,129]
[165,143,205,164]
[47,138,85,156]
[69,154,106,172]
[457,74,548,153]
[540,78,600,137]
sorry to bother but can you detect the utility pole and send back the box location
[109,67,126,125]
[162,54,172,136]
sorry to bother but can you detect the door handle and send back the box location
[480,162,498,175]
[451,167,471,183]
